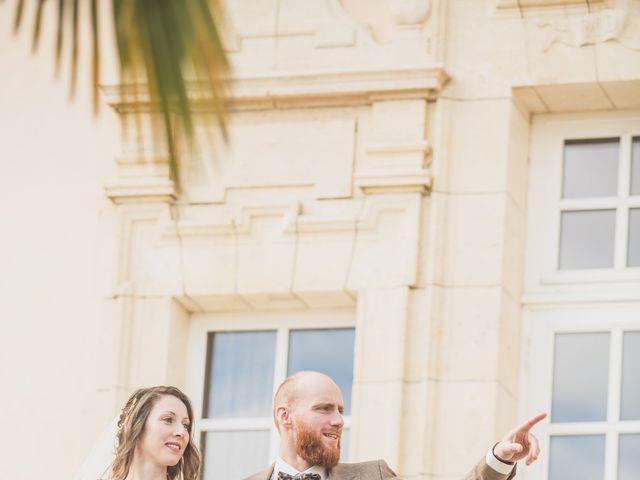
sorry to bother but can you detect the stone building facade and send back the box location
[2,1,640,479]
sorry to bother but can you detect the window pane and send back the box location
[201,430,270,480]
[549,435,605,480]
[621,331,640,420]
[632,137,640,195]
[288,328,355,415]
[204,331,276,418]
[628,209,640,268]
[563,138,619,199]
[552,333,609,422]
[559,210,616,269]
[619,434,640,480]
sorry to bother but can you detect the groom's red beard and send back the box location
[294,420,341,469]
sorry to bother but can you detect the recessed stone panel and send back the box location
[188,110,356,201]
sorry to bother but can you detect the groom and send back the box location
[244,371,546,480]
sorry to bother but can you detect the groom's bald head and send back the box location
[273,371,341,430]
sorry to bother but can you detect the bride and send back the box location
[75,386,201,480]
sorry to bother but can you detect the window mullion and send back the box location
[616,135,632,270]
[615,205,629,270]
[605,328,623,480]
[269,326,290,461]
[273,326,290,393]
[547,422,608,435]
[619,134,632,200]
[608,328,623,424]
[558,198,619,210]
[619,420,640,433]
[605,429,619,480]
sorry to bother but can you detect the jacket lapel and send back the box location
[256,463,275,480]
[327,465,361,480]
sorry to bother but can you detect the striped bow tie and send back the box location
[277,472,321,480]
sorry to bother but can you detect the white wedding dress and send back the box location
[74,417,118,480]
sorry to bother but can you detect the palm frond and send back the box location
[54,0,65,76]
[12,0,25,33]
[13,0,231,186]
[31,0,46,50]
[90,0,99,113]
[69,0,79,97]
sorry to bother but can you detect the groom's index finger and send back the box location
[519,412,547,432]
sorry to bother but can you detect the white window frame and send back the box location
[526,112,640,292]
[520,304,640,480]
[185,309,356,468]
[523,111,640,480]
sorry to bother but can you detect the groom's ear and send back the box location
[275,405,292,429]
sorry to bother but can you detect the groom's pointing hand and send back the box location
[493,412,547,466]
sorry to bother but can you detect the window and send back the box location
[547,329,640,479]
[526,113,640,289]
[558,137,640,271]
[524,113,640,480]
[187,311,355,480]
[521,309,640,480]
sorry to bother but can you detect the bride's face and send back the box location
[136,395,191,467]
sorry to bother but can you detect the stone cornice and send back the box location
[102,64,450,112]
[355,169,432,194]
[105,178,177,204]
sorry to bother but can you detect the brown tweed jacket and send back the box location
[243,458,515,480]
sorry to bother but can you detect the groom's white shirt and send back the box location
[270,457,327,480]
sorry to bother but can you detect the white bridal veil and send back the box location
[74,417,118,480]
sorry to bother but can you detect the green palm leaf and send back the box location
[12,0,230,186]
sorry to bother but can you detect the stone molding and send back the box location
[105,177,177,204]
[102,65,450,112]
[161,194,419,239]
[365,140,431,156]
[355,168,432,194]
[228,65,449,109]
[496,0,609,8]
[357,139,432,193]
[111,204,174,289]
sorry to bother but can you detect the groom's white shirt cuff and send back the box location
[486,448,515,475]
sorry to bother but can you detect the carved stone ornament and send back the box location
[335,0,432,43]
[389,0,432,25]
[539,9,640,52]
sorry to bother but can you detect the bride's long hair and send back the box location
[111,386,201,480]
